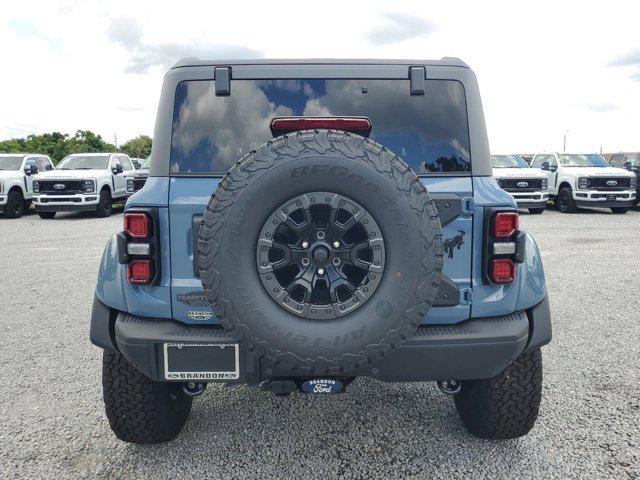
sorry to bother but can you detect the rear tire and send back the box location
[611,207,630,214]
[454,349,543,439]
[528,208,545,215]
[5,190,25,218]
[37,211,56,219]
[557,187,577,213]
[96,189,113,217]
[102,351,192,444]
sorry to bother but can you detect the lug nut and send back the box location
[302,258,310,266]
[317,231,325,239]
[333,241,340,248]
[332,258,340,266]
[317,268,325,275]
[301,240,309,249]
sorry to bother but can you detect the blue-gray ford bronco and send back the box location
[91,59,552,444]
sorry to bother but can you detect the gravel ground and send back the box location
[0,206,639,479]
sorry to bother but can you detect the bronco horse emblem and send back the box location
[443,230,465,259]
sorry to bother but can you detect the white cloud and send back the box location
[366,12,437,45]
[1,0,639,155]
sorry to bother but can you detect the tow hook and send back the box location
[437,379,462,395]
[183,381,207,397]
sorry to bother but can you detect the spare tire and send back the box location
[198,130,443,374]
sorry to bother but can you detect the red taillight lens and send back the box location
[492,212,519,238]
[270,117,372,134]
[124,213,150,239]
[491,258,516,284]
[128,259,153,284]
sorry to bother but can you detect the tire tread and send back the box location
[198,130,443,374]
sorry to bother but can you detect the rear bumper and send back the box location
[91,294,552,384]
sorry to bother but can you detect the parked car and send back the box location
[491,154,548,213]
[33,152,135,218]
[531,152,636,213]
[125,156,150,194]
[91,58,552,444]
[609,152,640,205]
[0,153,54,218]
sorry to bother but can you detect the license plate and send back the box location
[163,343,239,381]
[606,195,617,201]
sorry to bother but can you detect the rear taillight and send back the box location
[270,117,372,135]
[119,210,159,285]
[124,212,150,238]
[490,258,516,284]
[128,259,153,284]
[492,212,519,238]
[484,209,521,285]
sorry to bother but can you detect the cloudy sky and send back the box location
[1,0,639,154]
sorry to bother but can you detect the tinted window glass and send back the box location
[531,155,545,168]
[58,155,109,170]
[558,154,608,167]
[625,154,639,167]
[36,157,51,170]
[610,154,624,167]
[0,156,24,170]
[491,154,529,168]
[120,156,133,171]
[170,79,471,174]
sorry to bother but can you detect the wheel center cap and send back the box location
[312,245,330,266]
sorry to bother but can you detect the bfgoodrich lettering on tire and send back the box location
[198,130,443,374]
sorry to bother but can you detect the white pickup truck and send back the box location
[0,153,54,218]
[125,156,150,195]
[491,154,549,214]
[32,152,135,219]
[531,153,637,214]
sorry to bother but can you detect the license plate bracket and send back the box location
[606,194,617,201]
[163,343,239,381]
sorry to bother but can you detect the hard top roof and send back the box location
[172,57,469,69]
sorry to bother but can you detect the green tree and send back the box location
[0,130,121,164]
[120,135,153,159]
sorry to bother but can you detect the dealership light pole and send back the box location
[563,130,570,152]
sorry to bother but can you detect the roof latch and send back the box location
[215,67,231,96]
[409,66,426,95]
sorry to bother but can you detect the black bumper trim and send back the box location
[575,200,634,208]
[523,293,552,353]
[36,204,98,212]
[90,296,118,353]
[516,201,548,209]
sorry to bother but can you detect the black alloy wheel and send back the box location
[257,192,385,320]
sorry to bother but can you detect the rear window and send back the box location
[170,79,471,174]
